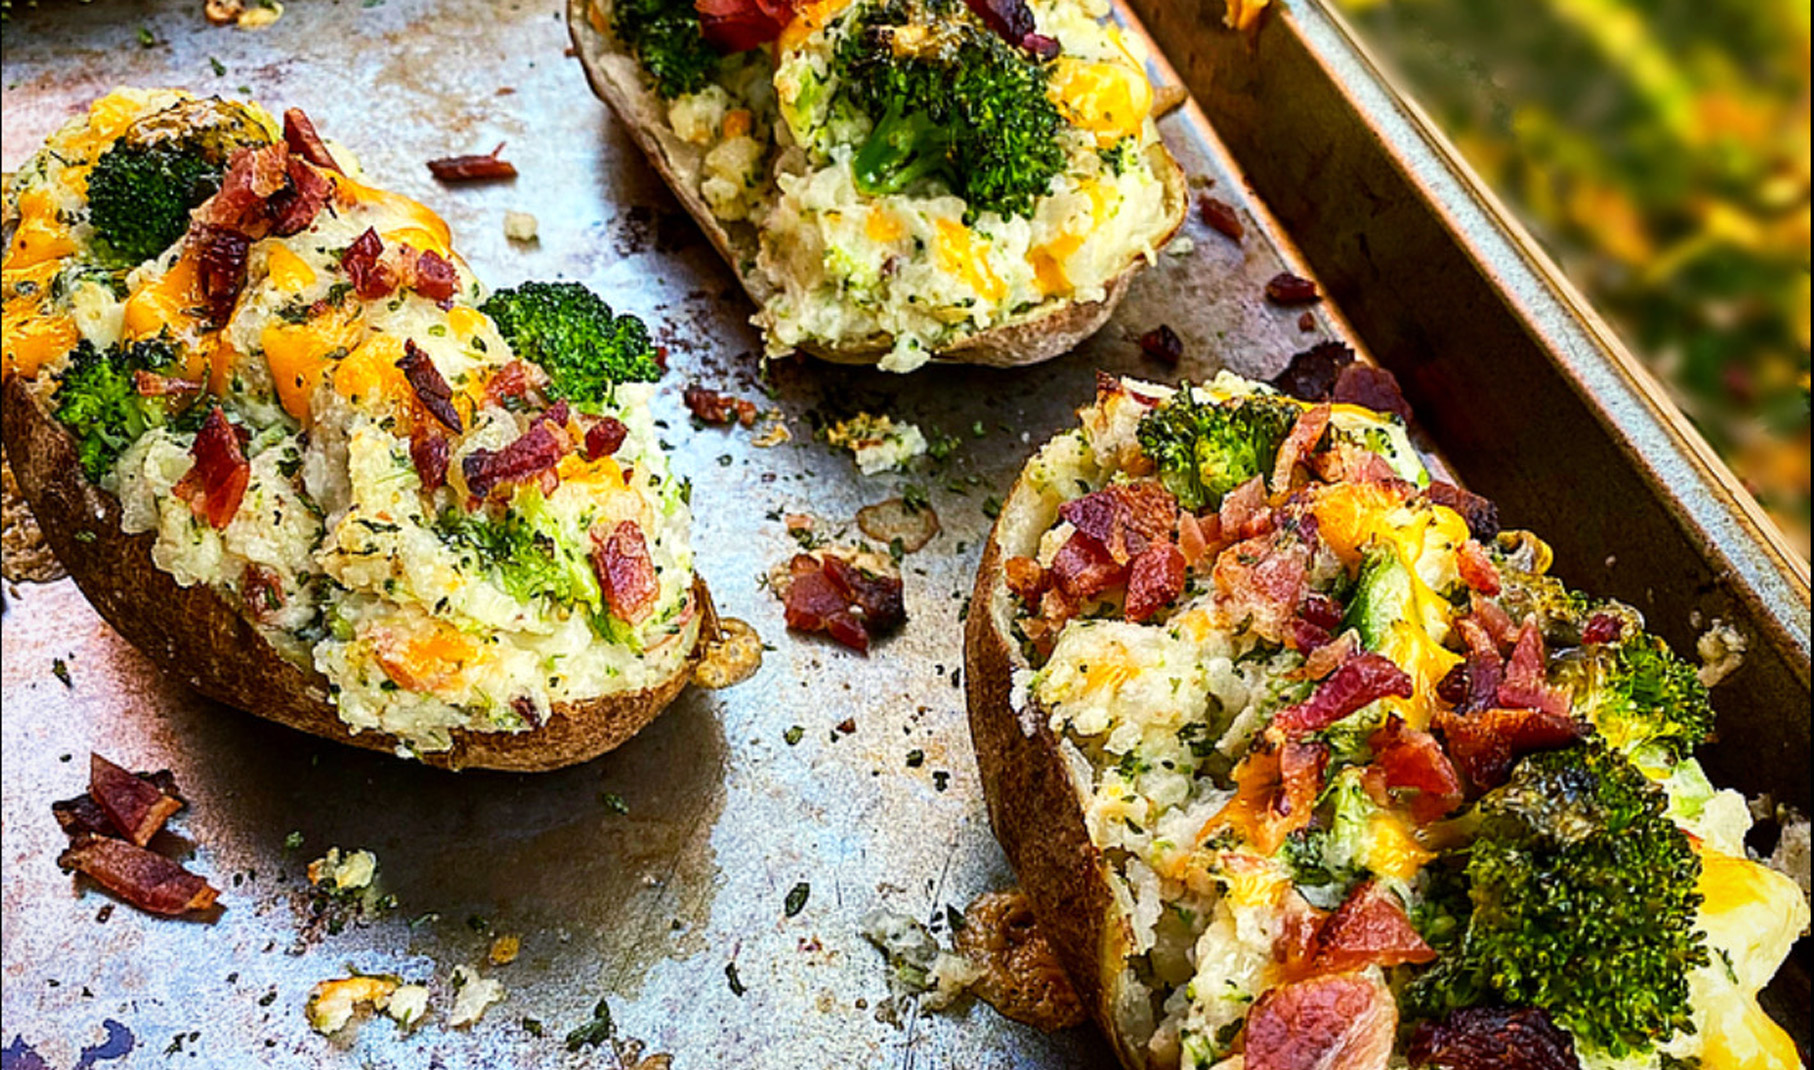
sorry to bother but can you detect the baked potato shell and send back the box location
[964,454,1149,1066]
[565,0,1190,369]
[2,375,716,773]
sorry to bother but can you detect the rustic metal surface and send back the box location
[0,1,1347,1066]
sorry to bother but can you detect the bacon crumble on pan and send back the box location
[52,755,218,917]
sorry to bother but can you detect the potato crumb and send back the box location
[1695,620,1746,687]
[385,984,430,1030]
[306,975,398,1035]
[307,847,377,892]
[826,414,927,475]
[236,0,283,29]
[448,966,505,1027]
[503,211,539,243]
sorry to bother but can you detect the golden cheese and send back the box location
[1049,56,1154,148]
[934,219,1006,303]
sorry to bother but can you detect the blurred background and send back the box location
[1337,0,1812,559]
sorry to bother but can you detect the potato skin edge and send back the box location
[2,374,713,773]
[964,469,1146,1067]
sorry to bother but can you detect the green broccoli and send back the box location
[1134,386,1301,511]
[835,0,1065,220]
[52,338,205,482]
[1405,739,1707,1058]
[434,503,598,609]
[612,0,721,99]
[86,97,272,269]
[479,281,663,408]
[1563,632,1716,760]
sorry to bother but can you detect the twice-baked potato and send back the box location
[966,372,1809,1068]
[3,89,717,771]
[569,0,1188,372]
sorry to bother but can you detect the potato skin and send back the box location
[565,0,1188,370]
[964,467,1146,1067]
[2,374,714,773]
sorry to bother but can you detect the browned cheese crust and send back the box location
[2,375,716,773]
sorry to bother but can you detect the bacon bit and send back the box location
[1288,617,1333,654]
[1019,32,1060,59]
[340,227,396,299]
[192,224,252,323]
[1270,653,1414,740]
[1582,612,1624,645]
[1298,311,1315,332]
[1425,481,1500,541]
[1264,272,1321,306]
[485,361,544,405]
[1469,592,1519,650]
[201,143,290,231]
[1309,881,1436,974]
[1364,715,1462,821]
[1455,540,1501,595]
[58,835,219,916]
[1292,630,1357,681]
[241,562,287,623]
[1199,195,1244,243]
[1245,971,1397,1070]
[823,554,906,631]
[1137,324,1183,366]
[1212,532,1309,643]
[1272,403,1332,491]
[426,143,518,183]
[1302,592,1342,632]
[1058,483,1178,565]
[1407,1006,1583,1070]
[696,0,795,52]
[1204,741,1328,855]
[782,553,905,654]
[1444,617,1505,713]
[172,407,249,529]
[1003,555,1049,605]
[462,422,565,502]
[1436,705,1585,790]
[1124,542,1186,622]
[410,427,451,492]
[1176,511,1210,567]
[396,339,463,433]
[583,416,628,460]
[682,383,758,427]
[132,369,203,397]
[592,521,659,624]
[282,108,342,173]
[88,754,184,847]
[1048,532,1125,602]
[53,793,119,839]
[410,248,458,305]
[1497,620,1569,716]
[1272,341,1356,402]
[269,157,333,237]
[1331,363,1412,422]
[962,0,1034,47]
[1218,475,1272,540]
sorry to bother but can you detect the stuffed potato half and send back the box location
[570,0,1188,372]
[965,373,1809,1069]
[2,89,716,771]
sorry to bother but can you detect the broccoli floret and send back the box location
[86,98,271,269]
[835,0,1065,220]
[1405,740,1707,1058]
[1134,386,1301,511]
[1566,633,1715,760]
[611,0,720,99]
[52,338,205,482]
[433,497,637,640]
[479,282,663,408]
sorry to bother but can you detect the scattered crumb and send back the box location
[306,975,399,1035]
[307,848,377,893]
[826,414,926,475]
[1164,235,1195,257]
[386,984,430,1030]
[236,0,283,28]
[1695,620,1746,687]
[1769,809,1810,899]
[752,415,792,448]
[448,966,505,1027]
[856,497,940,554]
[693,617,763,690]
[488,934,521,966]
[503,211,539,243]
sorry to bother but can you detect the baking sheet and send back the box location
[0,1,1355,1065]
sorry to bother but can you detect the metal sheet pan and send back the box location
[1,0,1805,1066]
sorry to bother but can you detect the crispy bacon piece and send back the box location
[682,383,757,427]
[172,407,249,530]
[397,339,463,433]
[1176,511,1210,567]
[1497,620,1569,716]
[241,562,287,624]
[1265,272,1322,306]
[1582,612,1624,645]
[1272,403,1332,491]
[1425,481,1500,541]
[132,369,203,397]
[426,143,518,182]
[1205,741,1328,855]
[57,835,218,916]
[1244,971,1396,1070]
[1294,630,1358,681]
[963,0,1033,44]
[1436,706,1585,790]
[53,794,118,839]
[410,248,458,304]
[1199,194,1244,243]
[1270,653,1414,740]
[696,0,795,52]
[1469,592,1519,649]
[462,421,564,501]
[1408,1006,1583,1070]
[1137,324,1183,365]
[1048,532,1124,602]
[1059,483,1178,565]
[583,416,628,460]
[1124,542,1186,622]
[88,754,183,847]
[410,428,451,492]
[340,227,396,299]
[192,223,252,323]
[782,553,905,654]
[1273,341,1356,402]
[1218,475,1272,540]
[1455,540,1501,595]
[592,521,659,624]
[485,360,543,405]
[1445,617,1505,713]
[1003,555,1049,605]
[1212,532,1309,644]
[268,157,332,237]
[1309,881,1436,974]
[282,108,341,173]
[1364,715,1462,822]
[201,143,290,231]
[823,554,906,632]
[1332,363,1412,423]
